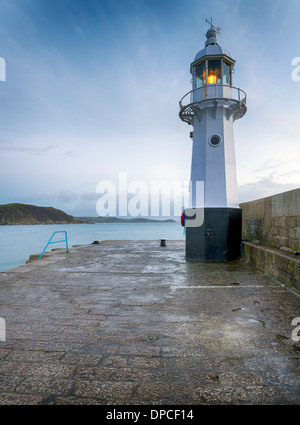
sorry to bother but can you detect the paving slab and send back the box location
[0,240,299,405]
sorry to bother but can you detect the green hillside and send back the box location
[0,203,80,225]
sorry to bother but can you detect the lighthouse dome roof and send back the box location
[193,23,233,63]
[194,43,232,62]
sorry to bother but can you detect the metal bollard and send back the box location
[160,239,167,247]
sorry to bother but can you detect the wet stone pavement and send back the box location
[0,240,299,405]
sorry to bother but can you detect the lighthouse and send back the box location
[179,20,247,261]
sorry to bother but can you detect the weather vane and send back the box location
[205,17,221,34]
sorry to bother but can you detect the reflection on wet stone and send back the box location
[0,241,299,405]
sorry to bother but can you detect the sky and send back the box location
[0,0,299,217]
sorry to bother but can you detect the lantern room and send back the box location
[190,25,236,91]
[194,59,232,87]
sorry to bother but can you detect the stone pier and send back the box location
[0,240,299,405]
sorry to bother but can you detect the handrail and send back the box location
[38,231,69,260]
[179,84,247,110]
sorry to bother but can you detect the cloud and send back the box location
[0,141,56,155]
[238,177,300,204]
[73,25,84,34]
[1,0,300,216]
[60,150,79,158]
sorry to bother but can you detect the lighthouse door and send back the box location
[204,210,228,261]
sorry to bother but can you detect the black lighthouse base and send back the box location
[185,208,242,261]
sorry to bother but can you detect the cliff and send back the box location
[0,203,80,225]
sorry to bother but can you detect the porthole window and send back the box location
[209,134,222,147]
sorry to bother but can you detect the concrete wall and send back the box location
[240,188,300,251]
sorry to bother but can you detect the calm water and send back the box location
[0,222,184,272]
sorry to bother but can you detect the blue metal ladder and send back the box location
[38,231,69,260]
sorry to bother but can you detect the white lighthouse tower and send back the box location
[179,20,247,261]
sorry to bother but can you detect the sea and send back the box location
[0,222,185,272]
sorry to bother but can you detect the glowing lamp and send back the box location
[207,74,217,84]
